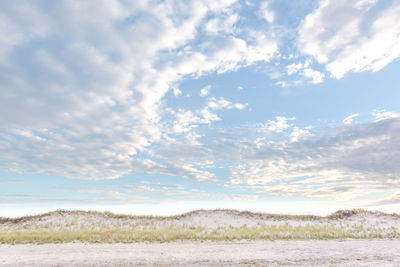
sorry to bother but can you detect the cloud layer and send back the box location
[0,0,399,209]
[229,113,400,200]
[298,0,400,78]
[0,0,277,179]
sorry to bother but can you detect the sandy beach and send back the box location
[1,210,399,266]
[1,239,400,266]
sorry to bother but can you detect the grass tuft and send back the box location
[1,209,399,244]
[0,223,399,244]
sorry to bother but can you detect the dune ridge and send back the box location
[1,209,399,243]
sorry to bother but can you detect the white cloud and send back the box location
[3,0,397,200]
[0,0,278,180]
[206,97,246,110]
[343,113,360,124]
[170,95,246,136]
[289,126,312,142]
[130,159,217,182]
[303,67,325,84]
[259,1,275,23]
[286,61,325,84]
[373,110,400,122]
[234,103,246,110]
[228,115,400,200]
[172,87,182,96]
[119,109,400,201]
[298,0,400,78]
[264,116,295,133]
[204,13,238,34]
[199,107,221,124]
[286,63,303,76]
[200,85,211,97]
[172,109,202,134]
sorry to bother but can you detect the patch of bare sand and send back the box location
[1,239,400,266]
[2,209,399,233]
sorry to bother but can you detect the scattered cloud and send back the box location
[373,110,400,122]
[204,12,238,34]
[0,1,399,212]
[228,114,400,200]
[200,85,211,97]
[131,111,400,202]
[259,1,275,23]
[172,87,182,96]
[0,0,277,179]
[285,60,325,84]
[287,63,304,76]
[207,97,246,110]
[343,113,360,125]
[302,67,325,84]
[298,0,400,78]
[264,116,295,133]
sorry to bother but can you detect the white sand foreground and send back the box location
[1,239,400,266]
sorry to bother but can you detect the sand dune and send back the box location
[0,209,399,242]
[2,209,400,231]
[1,209,399,266]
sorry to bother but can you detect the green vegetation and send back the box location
[1,223,399,244]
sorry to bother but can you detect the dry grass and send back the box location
[1,223,399,244]
[0,209,318,224]
[327,209,400,219]
[1,208,398,223]
[1,209,399,244]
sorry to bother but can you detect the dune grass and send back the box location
[1,209,399,244]
[1,223,399,244]
[1,208,398,224]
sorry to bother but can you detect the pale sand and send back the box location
[2,209,400,233]
[1,239,400,266]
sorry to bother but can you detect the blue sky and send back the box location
[1,0,400,217]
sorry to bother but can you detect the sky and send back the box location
[1,0,400,217]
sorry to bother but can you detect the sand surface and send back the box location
[1,239,400,266]
[2,209,399,233]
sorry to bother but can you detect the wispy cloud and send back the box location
[0,0,277,179]
[139,111,400,202]
[343,113,360,125]
[228,114,400,200]
[366,193,400,207]
[298,0,400,78]
[0,0,399,215]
